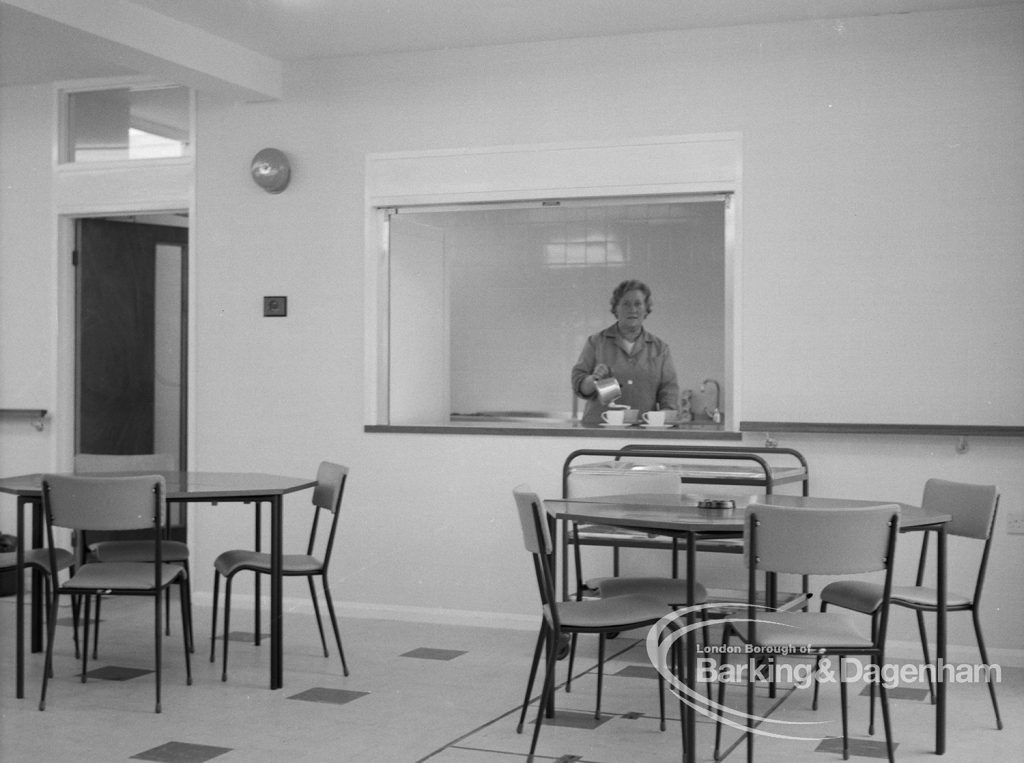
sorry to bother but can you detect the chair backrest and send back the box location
[513,485,559,615]
[921,478,999,540]
[42,474,166,532]
[308,462,348,565]
[745,502,901,576]
[514,485,552,556]
[75,453,176,474]
[313,461,348,513]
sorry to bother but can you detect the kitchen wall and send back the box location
[2,5,1022,658]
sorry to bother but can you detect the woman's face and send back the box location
[614,289,648,332]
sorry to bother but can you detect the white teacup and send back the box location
[601,409,625,425]
[642,410,667,426]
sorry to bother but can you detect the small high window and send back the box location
[63,85,191,163]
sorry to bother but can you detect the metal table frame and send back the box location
[1,471,317,697]
[548,492,951,759]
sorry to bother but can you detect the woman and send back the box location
[572,279,680,426]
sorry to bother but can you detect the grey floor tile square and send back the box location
[401,647,466,661]
[614,664,659,679]
[288,686,369,705]
[858,684,929,701]
[538,709,611,730]
[815,736,897,758]
[84,665,152,681]
[131,741,232,762]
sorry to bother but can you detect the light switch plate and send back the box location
[263,296,287,317]
[1007,508,1024,535]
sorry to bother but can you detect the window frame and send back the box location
[365,134,742,432]
[57,77,194,167]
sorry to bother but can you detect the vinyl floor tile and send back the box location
[2,594,1022,762]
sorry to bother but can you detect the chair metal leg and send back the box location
[155,583,162,713]
[81,595,92,683]
[867,612,878,735]
[307,576,329,657]
[972,609,1003,729]
[179,578,193,687]
[209,571,220,663]
[517,622,547,733]
[39,590,61,710]
[594,634,605,720]
[812,599,827,711]
[71,593,81,660]
[321,579,349,675]
[92,595,101,660]
[181,561,194,652]
[879,669,896,763]
[529,628,558,757]
[714,625,733,760]
[565,633,578,693]
[839,656,849,760]
[915,609,935,703]
[221,576,233,681]
[746,654,755,763]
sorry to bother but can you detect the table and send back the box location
[546,491,951,759]
[0,471,317,697]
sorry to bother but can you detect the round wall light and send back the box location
[250,148,291,193]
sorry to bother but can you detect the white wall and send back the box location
[2,6,1022,657]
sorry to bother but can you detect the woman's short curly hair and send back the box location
[609,279,653,316]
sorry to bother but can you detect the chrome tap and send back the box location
[701,378,722,424]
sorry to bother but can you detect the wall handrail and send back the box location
[0,408,47,431]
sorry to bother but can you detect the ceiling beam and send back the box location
[2,0,282,100]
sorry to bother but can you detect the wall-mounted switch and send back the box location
[1007,508,1024,535]
[263,296,287,317]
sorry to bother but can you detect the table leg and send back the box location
[254,501,262,646]
[936,525,947,754]
[15,496,26,699]
[30,498,43,653]
[684,530,696,762]
[14,496,45,700]
[270,495,283,689]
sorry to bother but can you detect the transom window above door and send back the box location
[62,84,192,163]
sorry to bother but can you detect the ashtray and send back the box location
[698,499,735,510]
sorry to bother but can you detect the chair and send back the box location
[563,464,709,705]
[817,479,1002,730]
[513,486,675,758]
[714,502,901,763]
[210,461,350,681]
[75,453,191,652]
[39,473,193,713]
[1,547,80,660]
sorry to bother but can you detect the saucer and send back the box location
[640,423,673,429]
[599,423,632,429]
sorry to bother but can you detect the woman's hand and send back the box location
[580,363,610,396]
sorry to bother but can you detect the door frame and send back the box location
[56,209,194,477]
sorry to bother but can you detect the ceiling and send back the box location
[0,0,1017,91]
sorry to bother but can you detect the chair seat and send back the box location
[213,549,323,577]
[548,594,669,631]
[592,576,708,607]
[819,580,885,614]
[62,561,184,592]
[744,611,874,649]
[890,585,972,609]
[90,539,190,563]
[821,580,972,612]
[0,548,75,573]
